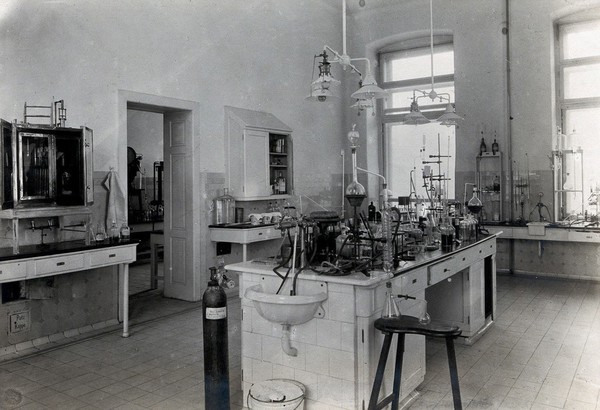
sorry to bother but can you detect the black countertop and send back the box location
[0,239,139,262]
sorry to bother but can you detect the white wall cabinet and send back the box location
[225,106,293,200]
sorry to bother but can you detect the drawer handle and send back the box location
[57,262,65,266]
[258,233,263,236]
[462,257,466,261]
[444,268,449,272]
[479,250,482,253]
[109,253,116,258]
[412,278,417,284]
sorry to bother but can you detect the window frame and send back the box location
[378,38,456,200]
[555,16,600,219]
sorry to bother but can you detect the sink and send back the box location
[245,284,327,325]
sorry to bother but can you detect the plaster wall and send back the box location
[0,0,345,200]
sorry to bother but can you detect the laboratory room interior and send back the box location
[0,0,599,409]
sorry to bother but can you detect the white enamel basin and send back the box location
[245,284,327,325]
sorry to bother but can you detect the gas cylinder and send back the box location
[202,267,230,409]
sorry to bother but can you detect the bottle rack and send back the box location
[476,152,503,222]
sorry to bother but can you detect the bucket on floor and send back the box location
[248,379,305,410]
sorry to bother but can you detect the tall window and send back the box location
[380,40,456,202]
[556,18,600,219]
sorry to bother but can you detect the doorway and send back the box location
[118,90,202,305]
[127,108,164,295]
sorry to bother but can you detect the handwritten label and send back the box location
[9,310,30,334]
[205,307,227,320]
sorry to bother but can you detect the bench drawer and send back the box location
[89,247,136,267]
[0,261,27,282]
[400,267,427,294]
[35,254,84,276]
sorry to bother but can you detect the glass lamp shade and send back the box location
[404,100,430,125]
[306,86,336,102]
[351,72,388,100]
[437,103,462,126]
[350,98,374,111]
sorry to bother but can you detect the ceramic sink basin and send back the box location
[244,284,327,325]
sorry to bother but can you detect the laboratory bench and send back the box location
[484,222,600,280]
[0,239,138,338]
[227,234,497,409]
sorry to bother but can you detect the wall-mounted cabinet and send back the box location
[225,106,293,200]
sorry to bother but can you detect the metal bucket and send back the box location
[248,379,305,410]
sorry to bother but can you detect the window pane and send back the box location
[383,46,454,82]
[562,21,600,60]
[564,63,600,99]
[564,107,600,216]
[386,123,455,200]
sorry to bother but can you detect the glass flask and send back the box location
[467,188,483,215]
[382,282,401,318]
[214,188,236,225]
[417,299,431,324]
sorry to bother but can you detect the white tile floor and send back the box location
[0,273,598,409]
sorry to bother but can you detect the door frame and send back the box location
[118,90,202,301]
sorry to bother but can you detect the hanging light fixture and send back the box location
[404,0,462,126]
[308,0,388,108]
[306,51,341,102]
[404,92,431,125]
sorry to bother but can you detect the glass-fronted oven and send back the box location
[0,121,93,209]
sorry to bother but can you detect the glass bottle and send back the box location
[95,223,106,242]
[120,223,130,241]
[368,201,376,221]
[493,175,500,191]
[479,136,487,155]
[459,218,470,243]
[382,282,401,318]
[214,188,236,225]
[492,139,499,154]
[277,172,286,194]
[109,220,120,243]
[439,216,455,251]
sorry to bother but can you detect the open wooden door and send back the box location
[163,110,195,300]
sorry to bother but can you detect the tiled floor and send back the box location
[0,273,598,409]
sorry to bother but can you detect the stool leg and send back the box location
[445,336,462,410]
[391,333,405,410]
[368,333,393,410]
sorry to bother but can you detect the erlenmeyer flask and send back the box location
[417,299,431,324]
[382,282,401,318]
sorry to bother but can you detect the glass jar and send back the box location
[439,216,455,251]
[214,188,236,225]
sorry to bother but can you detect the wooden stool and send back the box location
[368,315,462,410]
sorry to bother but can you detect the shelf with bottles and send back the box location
[268,133,292,196]
[270,169,289,196]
